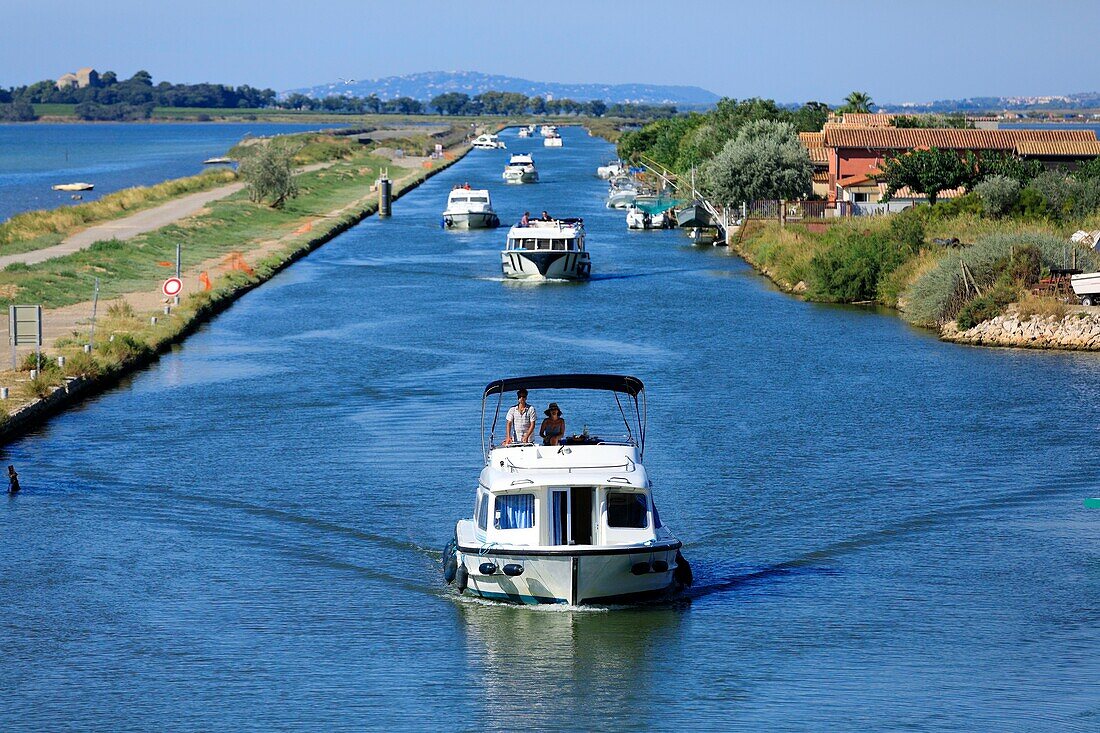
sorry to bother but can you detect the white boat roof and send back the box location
[480,444,647,492]
[508,154,535,164]
[448,188,490,200]
[507,219,584,237]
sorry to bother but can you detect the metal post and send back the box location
[89,278,99,350]
[174,243,182,305]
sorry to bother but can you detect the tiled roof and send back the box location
[799,131,824,148]
[841,113,895,127]
[824,127,1096,150]
[807,147,829,165]
[812,170,829,184]
[888,185,966,200]
[1014,140,1100,156]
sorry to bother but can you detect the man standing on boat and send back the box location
[503,389,536,445]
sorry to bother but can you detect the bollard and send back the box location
[57,356,65,368]
[164,305,171,315]
[0,387,8,399]
[379,176,392,217]
[29,369,37,380]
[7,465,19,495]
[151,316,158,326]
[109,335,115,342]
[83,344,91,353]
[173,296,180,306]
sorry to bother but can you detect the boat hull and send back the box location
[607,191,637,209]
[454,543,683,605]
[503,169,539,184]
[501,250,591,280]
[443,211,500,229]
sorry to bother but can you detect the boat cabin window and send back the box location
[607,491,648,529]
[494,493,535,530]
[451,196,468,203]
[476,490,488,531]
[470,196,488,203]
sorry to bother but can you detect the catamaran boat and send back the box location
[502,154,539,184]
[442,186,501,230]
[473,133,506,150]
[597,160,625,179]
[501,218,590,280]
[442,374,692,606]
[544,132,563,147]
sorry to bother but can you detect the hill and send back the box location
[284,70,720,107]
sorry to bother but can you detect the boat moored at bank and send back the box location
[442,374,691,606]
[500,217,590,280]
[442,185,501,230]
[473,133,506,150]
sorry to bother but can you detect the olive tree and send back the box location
[973,174,1020,217]
[700,120,811,204]
[239,143,299,208]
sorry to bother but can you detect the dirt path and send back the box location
[0,162,334,271]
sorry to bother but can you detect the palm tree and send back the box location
[842,91,874,114]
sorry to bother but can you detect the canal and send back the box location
[2,126,1098,731]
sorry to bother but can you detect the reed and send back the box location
[0,169,237,253]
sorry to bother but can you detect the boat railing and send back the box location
[500,455,637,474]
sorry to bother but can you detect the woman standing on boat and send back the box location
[540,403,565,446]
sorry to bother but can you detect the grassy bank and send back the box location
[0,138,469,441]
[0,169,238,257]
[736,204,1100,331]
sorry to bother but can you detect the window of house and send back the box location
[853,192,871,203]
[494,493,535,530]
[607,492,648,528]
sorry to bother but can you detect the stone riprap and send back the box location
[942,308,1100,350]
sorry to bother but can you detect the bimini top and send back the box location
[483,374,644,398]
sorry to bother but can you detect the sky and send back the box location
[2,0,1099,104]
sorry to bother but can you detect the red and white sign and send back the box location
[162,277,183,297]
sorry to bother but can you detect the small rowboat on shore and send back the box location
[52,182,94,191]
[203,157,235,165]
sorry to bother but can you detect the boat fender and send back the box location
[442,541,458,584]
[456,565,468,593]
[630,561,651,576]
[652,559,669,573]
[502,563,524,577]
[673,551,693,588]
[479,562,498,575]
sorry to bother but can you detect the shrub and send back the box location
[239,143,300,208]
[956,281,1019,330]
[888,210,925,255]
[62,351,103,379]
[106,300,136,319]
[95,333,152,362]
[974,175,1020,218]
[1016,295,1068,321]
[904,231,1100,326]
[1003,245,1041,287]
[20,351,59,373]
[28,371,62,399]
[1030,172,1075,220]
[809,232,908,302]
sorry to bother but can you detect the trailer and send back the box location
[1071,271,1100,306]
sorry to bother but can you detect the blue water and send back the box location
[1,126,1099,731]
[0,122,339,222]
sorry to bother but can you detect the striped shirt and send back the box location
[507,404,537,442]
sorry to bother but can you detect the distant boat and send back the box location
[503,153,539,184]
[442,186,501,230]
[473,133,506,150]
[543,132,563,147]
[203,156,235,165]
[52,182,93,191]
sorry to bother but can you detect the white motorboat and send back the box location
[442,374,692,606]
[52,182,94,191]
[540,124,558,137]
[442,186,501,230]
[544,132,563,147]
[518,127,531,138]
[202,157,235,165]
[1071,271,1100,306]
[473,133,506,150]
[626,206,659,230]
[597,160,624,179]
[606,179,638,209]
[500,218,590,280]
[502,154,539,184]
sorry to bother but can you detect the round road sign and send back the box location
[162,277,183,297]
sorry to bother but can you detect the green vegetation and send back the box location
[617,97,828,175]
[879,147,974,205]
[700,120,812,204]
[839,91,873,114]
[0,169,237,256]
[239,144,299,208]
[0,147,397,310]
[893,114,973,129]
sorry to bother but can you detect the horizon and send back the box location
[2,0,1099,104]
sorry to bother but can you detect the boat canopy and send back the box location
[482,374,647,457]
[634,196,682,215]
[484,374,643,397]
